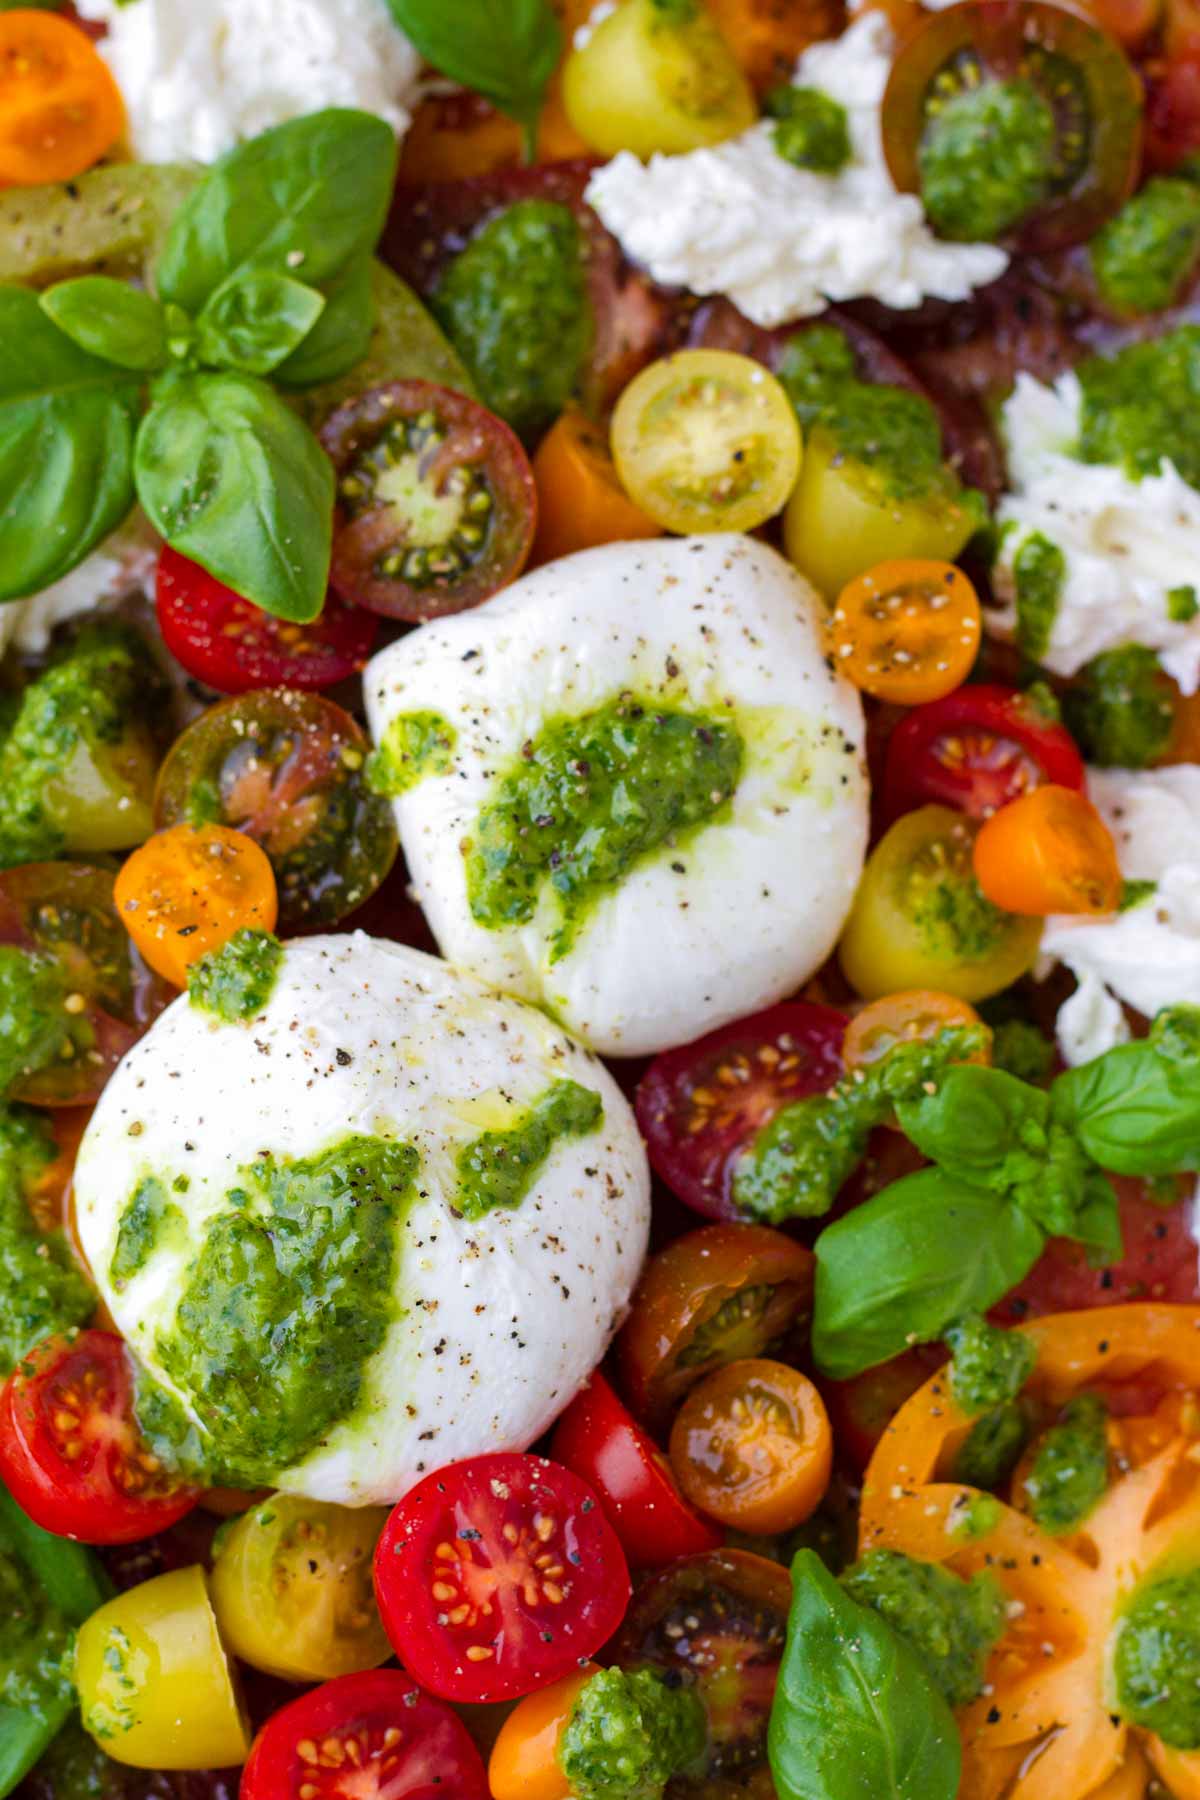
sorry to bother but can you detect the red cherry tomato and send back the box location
[881,0,1142,251]
[635,1003,847,1221]
[549,1371,722,1569]
[1144,52,1200,171]
[373,1452,629,1704]
[156,549,377,696]
[993,1176,1200,1323]
[0,1330,199,1545]
[821,1345,948,1475]
[240,1669,489,1800]
[882,683,1086,822]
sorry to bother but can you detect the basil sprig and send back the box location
[385,0,561,159]
[768,1552,960,1800]
[812,1007,1200,1379]
[0,108,397,622]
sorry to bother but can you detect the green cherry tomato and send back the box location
[838,804,1043,1002]
[75,1565,250,1770]
[209,1494,392,1683]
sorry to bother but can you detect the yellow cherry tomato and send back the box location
[562,0,756,157]
[75,1565,250,1770]
[611,350,802,535]
[838,804,1043,1003]
[209,1494,392,1683]
[783,428,982,600]
[828,560,982,705]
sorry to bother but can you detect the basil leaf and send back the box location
[274,254,374,389]
[0,287,140,602]
[1072,1172,1124,1266]
[1052,1023,1200,1176]
[812,1170,1045,1379]
[195,270,326,376]
[134,370,333,623]
[385,0,561,155]
[768,1551,961,1800]
[156,109,398,316]
[895,1066,1050,1189]
[39,276,167,372]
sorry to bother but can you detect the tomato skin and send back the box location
[617,1222,815,1432]
[829,559,982,705]
[635,1002,847,1221]
[821,1345,947,1474]
[668,1358,833,1534]
[883,683,1086,821]
[373,1452,630,1704]
[973,782,1123,915]
[240,1669,489,1800]
[0,1331,199,1544]
[156,549,377,695]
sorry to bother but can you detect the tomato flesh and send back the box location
[240,1669,489,1800]
[636,1002,847,1220]
[882,683,1086,821]
[0,1330,198,1544]
[373,1452,630,1703]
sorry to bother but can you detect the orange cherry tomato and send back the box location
[842,990,990,1073]
[668,1357,833,1534]
[706,0,845,90]
[488,1664,599,1800]
[531,408,664,566]
[829,559,982,705]
[616,1222,814,1434]
[973,784,1123,917]
[0,12,125,187]
[398,86,588,181]
[114,823,278,989]
[1162,688,1200,766]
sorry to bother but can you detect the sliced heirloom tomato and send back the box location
[154,690,398,930]
[635,1001,848,1221]
[320,380,536,622]
[881,0,1142,252]
[550,1371,722,1569]
[668,1358,833,1535]
[609,1547,793,1799]
[373,1452,630,1704]
[0,862,170,1106]
[241,1670,488,1800]
[0,11,124,186]
[829,559,982,705]
[882,682,1086,821]
[155,548,377,695]
[0,1329,199,1544]
[617,1221,815,1432]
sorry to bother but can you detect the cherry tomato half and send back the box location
[240,1669,489,1800]
[973,782,1123,915]
[617,1222,815,1432]
[842,990,989,1073]
[155,548,378,696]
[373,1452,630,1704]
[321,380,536,622]
[669,1357,833,1535]
[635,1002,847,1220]
[882,682,1086,821]
[822,1345,948,1475]
[550,1371,722,1569]
[0,862,170,1107]
[0,12,125,187]
[608,1548,793,1797]
[154,691,398,930]
[0,1330,199,1544]
[881,0,1142,251]
[829,559,982,705]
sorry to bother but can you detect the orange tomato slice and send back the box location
[829,559,982,705]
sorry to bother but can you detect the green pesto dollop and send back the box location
[1011,531,1064,662]
[1119,878,1157,912]
[0,625,162,872]
[777,325,983,516]
[953,1400,1029,1489]
[944,1313,1036,1416]
[432,199,593,441]
[1170,583,1199,622]
[732,1023,989,1224]
[108,1176,184,1294]
[1076,326,1200,489]
[919,78,1056,243]
[841,1550,1006,1707]
[366,711,457,797]
[465,697,744,961]
[155,1134,420,1486]
[1114,1567,1200,1749]
[1090,176,1200,316]
[557,1666,707,1800]
[1024,1391,1109,1535]
[0,948,73,1102]
[0,1104,94,1375]
[186,928,283,1023]
[949,1492,1004,1541]
[905,841,1021,967]
[1063,644,1177,769]
[0,1542,75,1724]
[455,1080,603,1221]
[989,1019,1055,1084]
[767,85,851,173]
